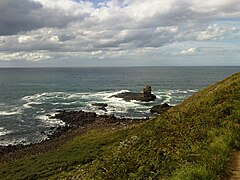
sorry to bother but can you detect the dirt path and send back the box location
[228,151,240,180]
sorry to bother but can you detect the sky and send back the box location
[0,0,239,67]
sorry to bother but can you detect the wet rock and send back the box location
[98,107,107,112]
[0,109,149,161]
[113,86,156,102]
[54,110,97,126]
[92,103,108,107]
[92,103,108,112]
[56,110,65,113]
[150,103,173,114]
[143,85,152,97]
[99,114,118,123]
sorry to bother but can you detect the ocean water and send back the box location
[0,66,239,146]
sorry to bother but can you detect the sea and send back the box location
[0,66,239,146]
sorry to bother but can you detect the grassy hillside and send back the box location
[0,72,239,180]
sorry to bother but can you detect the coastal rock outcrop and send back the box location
[52,110,148,128]
[92,103,108,112]
[150,103,173,114]
[54,110,97,126]
[113,86,157,102]
[0,110,148,163]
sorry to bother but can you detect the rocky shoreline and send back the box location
[0,86,173,163]
[0,110,149,163]
[112,85,157,102]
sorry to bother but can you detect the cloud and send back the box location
[178,48,198,55]
[0,0,41,35]
[0,51,52,61]
[0,0,90,35]
[173,42,240,57]
[0,0,239,62]
[196,24,228,40]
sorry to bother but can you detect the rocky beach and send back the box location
[0,110,149,163]
[0,86,172,163]
[0,72,239,180]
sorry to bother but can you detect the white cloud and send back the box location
[18,35,36,43]
[196,24,225,40]
[0,0,240,63]
[191,0,240,16]
[177,48,198,55]
[0,51,52,61]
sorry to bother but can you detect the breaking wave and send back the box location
[0,88,197,146]
[19,89,198,118]
[0,127,13,137]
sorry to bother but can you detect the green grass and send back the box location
[0,129,132,180]
[0,72,239,179]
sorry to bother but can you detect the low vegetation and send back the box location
[0,72,239,179]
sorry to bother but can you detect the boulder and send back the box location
[92,103,108,112]
[54,110,97,126]
[99,114,118,123]
[92,103,108,107]
[112,86,156,102]
[143,85,152,97]
[150,103,173,114]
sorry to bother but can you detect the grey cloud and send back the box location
[0,0,89,35]
[0,0,43,35]
[0,0,240,62]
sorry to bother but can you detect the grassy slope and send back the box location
[0,72,239,180]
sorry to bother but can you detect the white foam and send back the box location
[23,102,42,109]
[18,89,194,121]
[154,89,199,104]
[51,102,78,105]
[106,90,130,98]
[0,103,5,107]
[22,92,71,109]
[104,98,143,115]
[36,114,65,126]
[23,102,31,109]
[68,93,90,99]
[0,127,13,136]
[22,92,66,101]
[21,90,132,111]
[188,89,198,92]
[0,110,21,116]
[22,93,44,101]
[80,90,144,115]
[0,137,30,146]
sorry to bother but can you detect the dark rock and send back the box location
[98,106,107,112]
[56,110,65,113]
[54,110,97,126]
[92,103,108,112]
[92,103,108,107]
[115,92,156,102]
[54,109,147,127]
[99,114,118,123]
[0,109,149,160]
[112,86,156,102]
[46,114,51,117]
[150,103,173,114]
[143,85,152,97]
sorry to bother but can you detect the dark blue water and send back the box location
[0,67,239,146]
